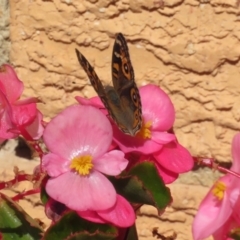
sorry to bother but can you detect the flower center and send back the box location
[212,181,226,201]
[70,155,93,176]
[136,121,152,139]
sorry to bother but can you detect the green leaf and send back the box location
[0,193,44,240]
[124,224,138,240]
[110,175,154,204]
[110,161,171,211]
[43,211,118,240]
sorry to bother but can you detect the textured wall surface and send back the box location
[0,0,9,64]
[6,0,240,239]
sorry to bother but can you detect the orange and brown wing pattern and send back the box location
[75,49,105,96]
[111,33,142,135]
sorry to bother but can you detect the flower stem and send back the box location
[194,157,240,178]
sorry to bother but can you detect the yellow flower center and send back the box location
[136,121,152,139]
[212,181,226,201]
[70,155,93,176]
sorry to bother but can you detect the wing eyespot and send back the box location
[131,88,139,107]
[124,63,129,73]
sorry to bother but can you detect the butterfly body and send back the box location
[75,33,142,136]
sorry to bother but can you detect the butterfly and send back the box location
[75,33,142,136]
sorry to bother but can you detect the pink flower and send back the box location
[42,105,129,212]
[192,133,240,240]
[109,84,176,154]
[77,195,135,227]
[0,64,43,140]
[77,84,175,154]
[127,140,193,184]
[77,84,193,183]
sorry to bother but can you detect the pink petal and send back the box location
[212,225,229,240]
[76,96,102,107]
[25,111,44,140]
[77,210,106,224]
[0,85,42,141]
[227,176,240,212]
[43,105,112,160]
[151,131,176,144]
[113,124,162,154]
[140,84,175,131]
[15,97,39,105]
[0,108,16,139]
[212,216,239,240]
[46,170,116,211]
[0,90,17,139]
[232,198,240,225]
[42,153,69,177]
[154,141,194,173]
[75,96,93,106]
[11,102,37,126]
[108,141,118,151]
[0,64,23,103]
[89,96,104,106]
[154,162,179,184]
[94,150,128,176]
[76,96,109,117]
[231,133,240,172]
[97,195,135,227]
[192,176,233,240]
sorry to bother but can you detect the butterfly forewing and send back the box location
[75,49,105,96]
[112,33,135,91]
[111,33,142,135]
[75,49,119,120]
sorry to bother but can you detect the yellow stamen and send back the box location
[70,155,93,176]
[136,121,152,139]
[212,181,226,200]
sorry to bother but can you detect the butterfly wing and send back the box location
[110,33,142,136]
[75,32,142,137]
[75,49,105,97]
[75,48,123,123]
[112,33,135,91]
